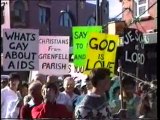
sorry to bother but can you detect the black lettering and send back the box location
[68,64,71,73]
[20,33,26,41]
[85,59,92,71]
[93,60,103,68]
[9,42,15,49]
[29,61,34,69]
[108,40,115,52]
[89,38,98,49]
[98,54,104,60]
[14,32,20,40]
[31,33,36,41]
[99,39,108,50]
[5,32,14,40]
[21,61,28,69]
[8,61,15,69]
[4,52,11,59]
[107,62,114,69]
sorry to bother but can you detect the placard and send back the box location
[84,33,119,74]
[3,29,39,71]
[39,36,70,75]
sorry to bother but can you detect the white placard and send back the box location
[39,36,70,75]
[3,29,39,71]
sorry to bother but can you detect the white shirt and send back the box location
[56,92,72,106]
[56,92,78,112]
[62,91,79,102]
[1,86,18,118]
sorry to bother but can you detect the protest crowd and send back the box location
[1,68,157,120]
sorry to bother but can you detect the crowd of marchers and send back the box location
[1,68,157,120]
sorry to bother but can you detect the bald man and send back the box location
[62,77,79,106]
[33,74,46,85]
[20,81,43,119]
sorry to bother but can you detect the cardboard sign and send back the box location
[38,36,70,75]
[122,28,145,78]
[3,29,39,71]
[84,33,119,74]
[73,26,102,67]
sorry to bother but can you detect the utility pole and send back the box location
[96,0,100,25]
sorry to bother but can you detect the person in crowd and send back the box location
[137,93,152,119]
[6,82,29,118]
[31,82,73,119]
[18,82,28,99]
[47,75,73,112]
[20,81,43,119]
[136,82,144,96]
[1,72,20,118]
[63,77,79,101]
[74,68,112,120]
[73,78,88,110]
[1,76,9,89]
[74,77,82,95]
[108,76,120,107]
[61,76,79,111]
[112,75,140,119]
[33,73,46,85]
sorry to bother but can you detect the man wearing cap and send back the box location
[1,72,20,118]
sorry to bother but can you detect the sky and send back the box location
[86,0,122,18]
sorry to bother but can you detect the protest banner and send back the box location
[3,29,39,71]
[121,28,145,79]
[72,26,102,67]
[84,32,119,75]
[1,0,10,37]
[38,36,70,75]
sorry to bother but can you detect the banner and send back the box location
[73,26,102,67]
[84,33,119,74]
[122,28,145,78]
[1,0,10,37]
[38,36,70,75]
[3,29,39,71]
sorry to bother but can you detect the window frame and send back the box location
[39,6,50,25]
[13,0,26,23]
[87,16,96,26]
[59,11,73,28]
[135,0,149,18]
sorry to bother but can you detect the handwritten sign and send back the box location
[84,33,119,75]
[38,36,70,75]
[3,29,39,71]
[72,26,102,67]
[122,28,145,78]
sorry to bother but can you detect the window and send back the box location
[59,11,72,27]
[39,6,50,24]
[134,0,149,17]
[13,0,25,22]
[87,16,96,26]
